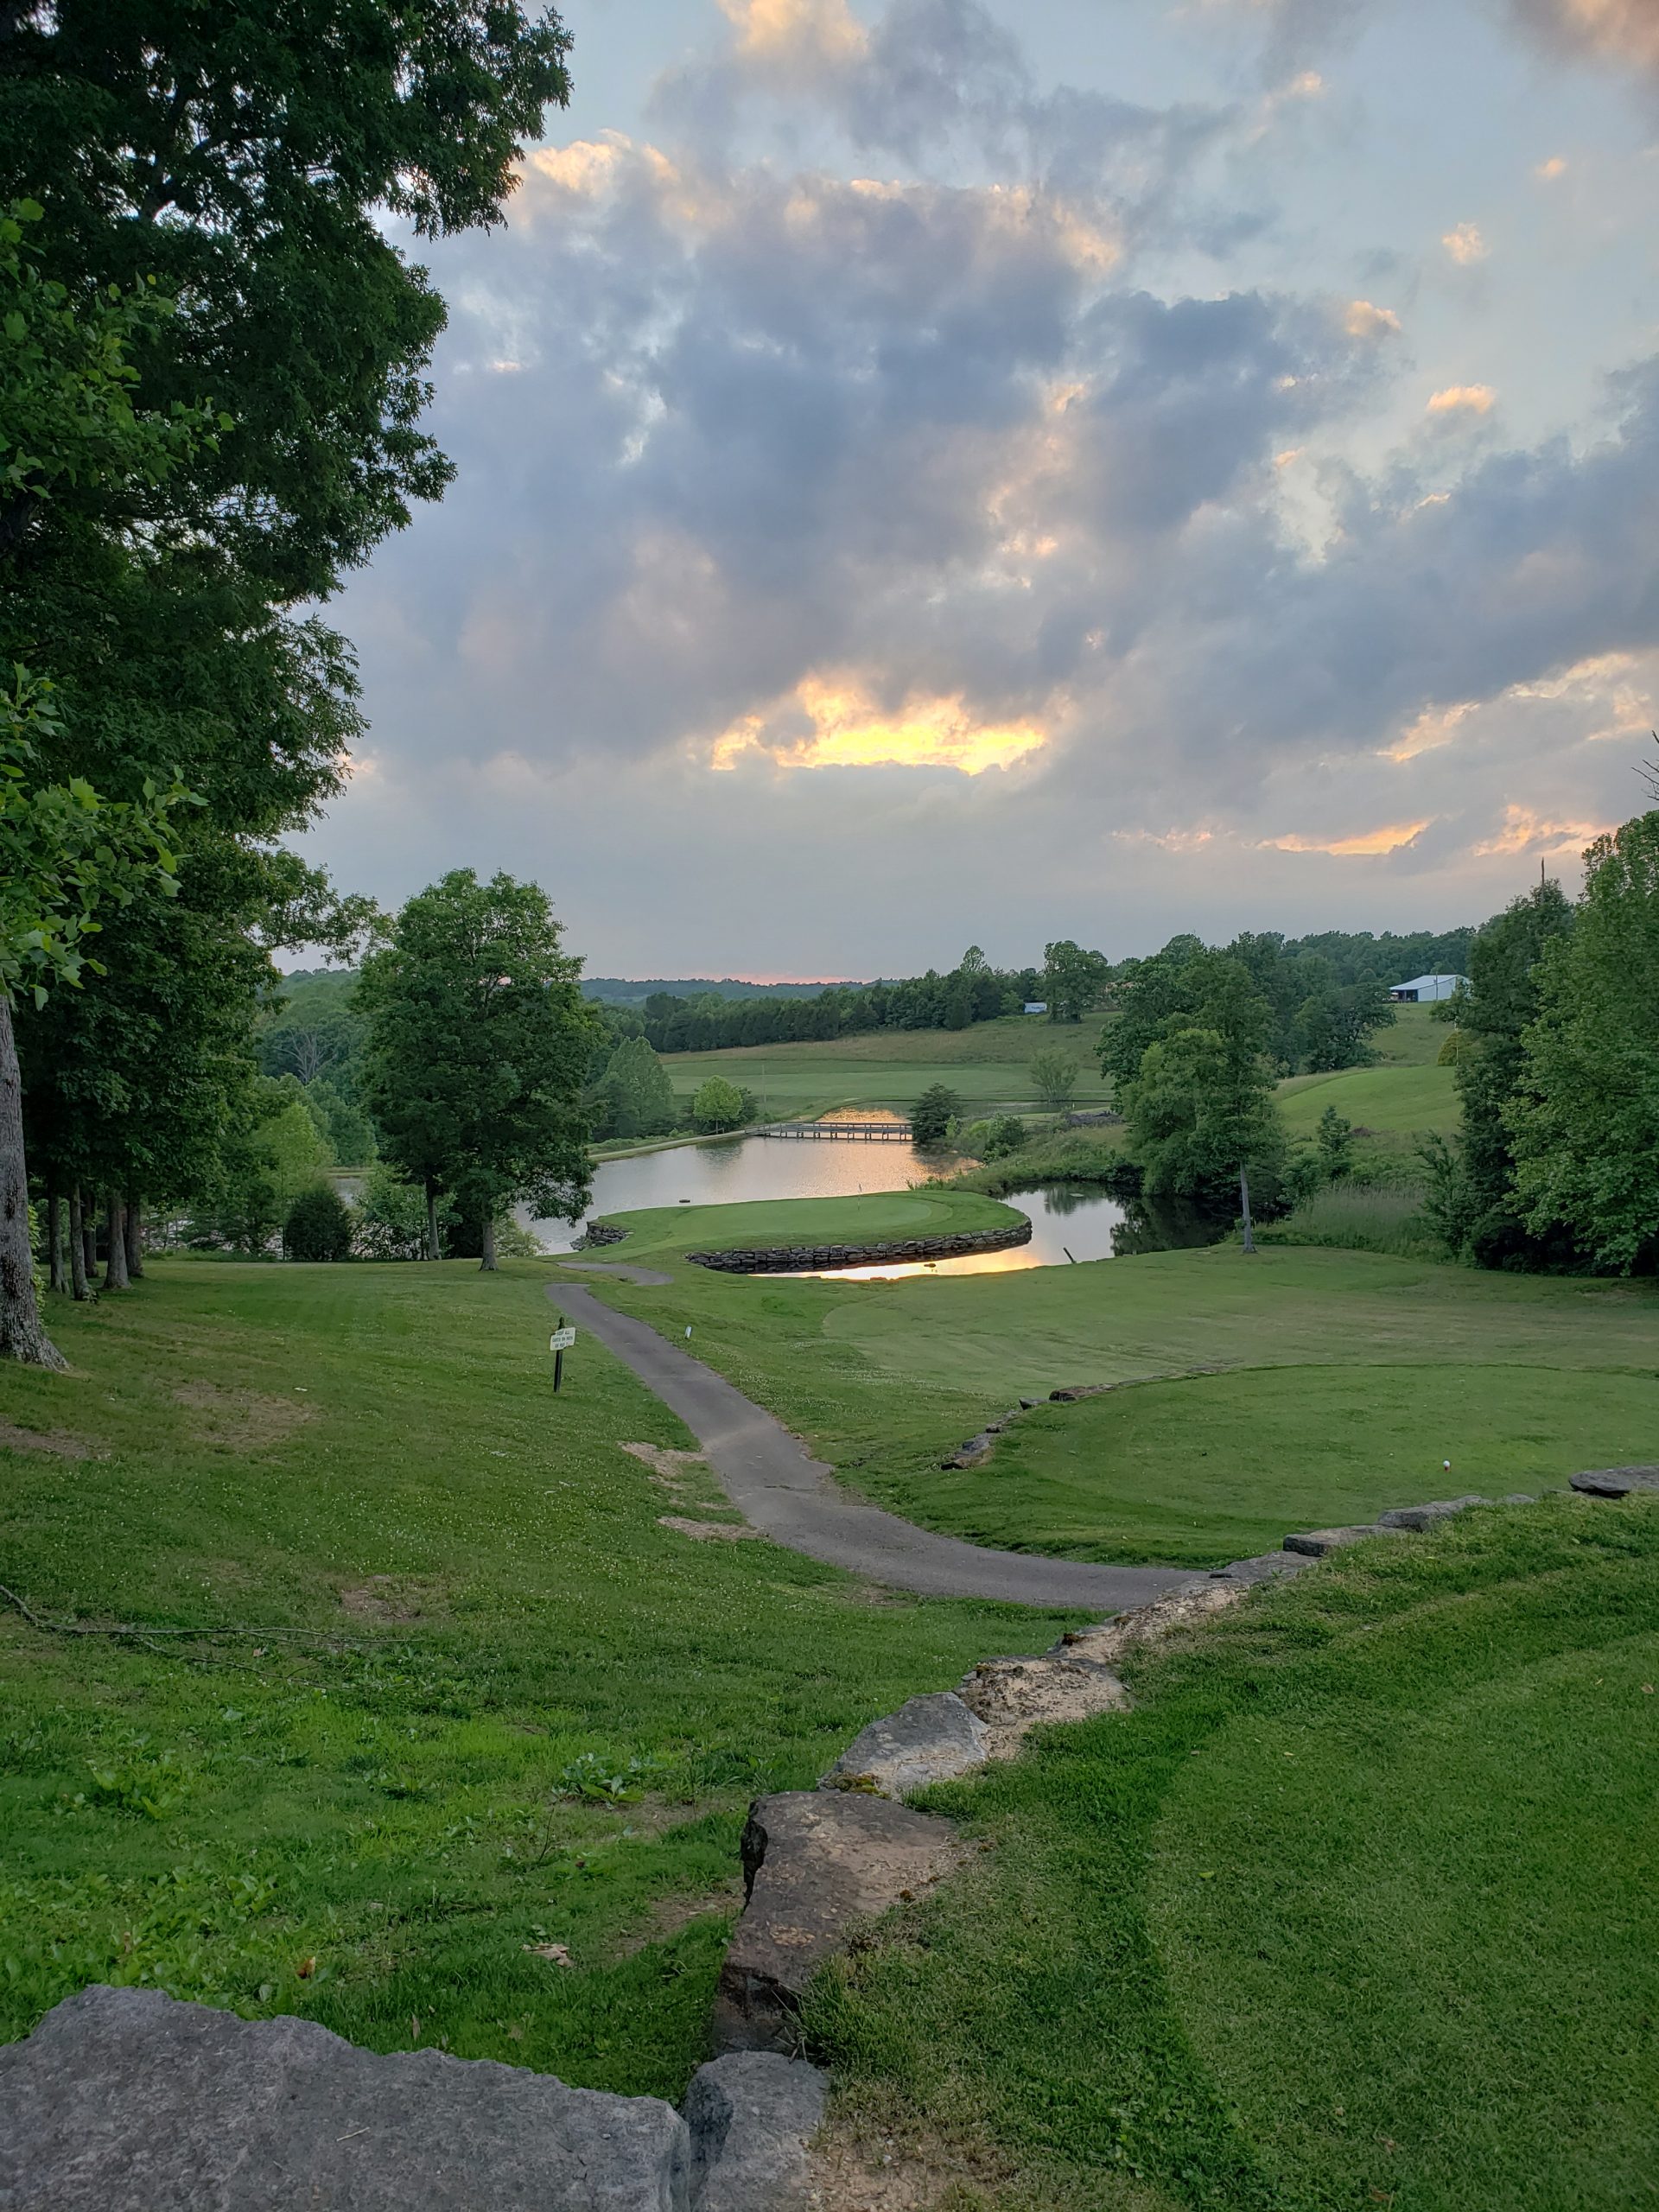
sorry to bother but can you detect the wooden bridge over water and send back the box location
[759,1119,912,1141]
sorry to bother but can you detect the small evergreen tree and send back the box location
[1316,1107,1355,1182]
[283,1184,353,1261]
[910,1084,962,1147]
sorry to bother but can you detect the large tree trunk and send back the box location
[81,1199,96,1285]
[480,1215,497,1272]
[0,993,67,1369]
[47,1189,66,1295]
[68,1186,89,1300]
[425,1182,440,1262]
[124,1201,145,1278]
[104,1190,130,1290]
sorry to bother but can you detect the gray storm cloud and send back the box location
[315,0,1659,965]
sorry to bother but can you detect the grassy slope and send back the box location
[0,1262,1072,2094]
[663,1014,1111,1114]
[805,1498,1659,2212]
[578,1200,1659,1567]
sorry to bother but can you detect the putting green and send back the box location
[921,1360,1659,1566]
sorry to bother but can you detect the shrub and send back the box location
[910,1083,962,1148]
[981,1113,1028,1160]
[283,1185,353,1262]
[352,1165,433,1261]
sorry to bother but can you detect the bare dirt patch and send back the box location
[173,1382,315,1451]
[0,1421,101,1461]
[620,1440,708,1490]
[658,1515,766,1542]
[338,1575,445,1623]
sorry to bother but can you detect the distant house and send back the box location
[1389,973,1468,1003]
[1023,1001,1048,1015]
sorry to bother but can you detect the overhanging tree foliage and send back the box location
[358,870,596,1268]
[0,0,572,593]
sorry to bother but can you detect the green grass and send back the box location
[1257,1178,1441,1259]
[937,1363,1659,1566]
[1276,1061,1457,1147]
[664,1014,1111,1115]
[0,1262,1075,2094]
[1367,1002,1446,1065]
[805,1497,1659,2210]
[608,1187,1025,1256]
[573,1196,1659,1568]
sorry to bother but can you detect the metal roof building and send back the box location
[1389,973,1468,1002]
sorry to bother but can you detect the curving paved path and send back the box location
[548,1279,1198,1611]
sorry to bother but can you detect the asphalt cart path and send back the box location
[548,1279,1197,1611]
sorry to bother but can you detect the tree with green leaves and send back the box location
[1,3,571,595]
[358,870,595,1269]
[601,1035,678,1139]
[1,666,188,1363]
[691,1077,745,1134]
[1042,939,1109,1022]
[1316,1105,1355,1182]
[1436,878,1575,1268]
[1508,814,1659,1274]
[1117,1023,1286,1208]
[1029,1047,1080,1112]
[909,1084,962,1148]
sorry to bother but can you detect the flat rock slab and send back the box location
[0,1985,690,2211]
[956,1650,1128,1752]
[1210,1550,1314,1586]
[1376,1494,1486,1531]
[714,1793,963,2053]
[820,1692,989,1797]
[684,2053,826,2212]
[1570,1465,1659,1498]
[1283,1524,1406,1558]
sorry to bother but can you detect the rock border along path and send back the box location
[546,1279,1196,1610]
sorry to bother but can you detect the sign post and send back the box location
[549,1317,576,1392]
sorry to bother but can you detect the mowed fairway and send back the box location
[663,1013,1111,1114]
[579,1198,1659,1567]
[807,1497,1659,2210]
[0,1262,1070,2095]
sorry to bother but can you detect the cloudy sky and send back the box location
[302,0,1659,976]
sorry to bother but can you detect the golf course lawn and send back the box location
[657,1002,1452,1154]
[1276,1059,1457,1142]
[663,1012,1111,1115]
[933,1363,1659,1564]
[580,1198,1659,1567]
[806,1496,1659,2211]
[0,1262,1070,2097]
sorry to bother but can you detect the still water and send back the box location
[529,1123,1135,1276]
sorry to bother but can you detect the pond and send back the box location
[527,1120,1228,1276]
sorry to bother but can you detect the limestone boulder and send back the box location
[0,1985,690,2211]
[819,1692,989,1797]
[713,1794,963,2053]
[683,2052,826,2212]
[1376,1494,1487,1531]
[1570,1465,1659,1498]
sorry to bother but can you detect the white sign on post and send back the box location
[549,1327,577,1352]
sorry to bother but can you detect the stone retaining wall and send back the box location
[685,1221,1033,1274]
